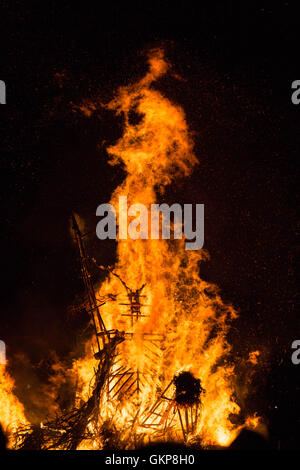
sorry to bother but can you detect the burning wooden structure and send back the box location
[14,214,205,449]
[0,49,261,451]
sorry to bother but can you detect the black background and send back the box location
[0,0,299,449]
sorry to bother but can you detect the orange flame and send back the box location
[77,48,249,447]
[0,364,28,447]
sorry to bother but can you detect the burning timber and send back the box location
[15,334,124,450]
[14,216,126,449]
[13,214,206,450]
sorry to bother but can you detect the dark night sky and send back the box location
[0,1,299,447]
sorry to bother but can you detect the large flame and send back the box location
[78,49,246,447]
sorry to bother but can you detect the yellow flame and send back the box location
[78,49,246,447]
[0,364,28,447]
